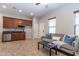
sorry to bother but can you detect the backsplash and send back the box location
[3,28,24,31]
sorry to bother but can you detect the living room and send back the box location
[38,3,79,56]
[0,0,79,57]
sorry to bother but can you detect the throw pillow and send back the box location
[64,35,75,45]
[52,36,61,41]
[46,33,52,39]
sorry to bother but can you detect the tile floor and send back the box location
[0,39,64,56]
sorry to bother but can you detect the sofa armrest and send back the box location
[72,41,76,47]
[61,44,75,51]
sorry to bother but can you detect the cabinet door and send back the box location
[15,19,24,26]
[24,20,32,26]
[11,32,25,41]
[14,19,19,28]
[28,20,32,26]
[9,18,15,28]
[18,19,24,25]
[3,17,15,28]
[3,17,9,28]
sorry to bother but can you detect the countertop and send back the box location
[3,31,25,34]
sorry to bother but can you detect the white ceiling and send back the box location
[0,3,65,18]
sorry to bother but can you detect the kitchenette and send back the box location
[2,16,32,42]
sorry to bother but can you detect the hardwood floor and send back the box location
[0,39,64,56]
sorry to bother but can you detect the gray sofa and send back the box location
[41,33,77,56]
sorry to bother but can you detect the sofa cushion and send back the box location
[52,33,65,41]
[64,35,75,45]
[46,33,52,39]
[60,48,75,55]
[60,44,75,51]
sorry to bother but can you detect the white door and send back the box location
[39,23,45,38]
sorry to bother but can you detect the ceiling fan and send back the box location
[35,3,40,5]
[35,3,48,8]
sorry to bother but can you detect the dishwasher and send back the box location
[3,32,11,42]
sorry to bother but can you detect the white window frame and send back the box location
[74,11,79,35]
[48,17,56,33]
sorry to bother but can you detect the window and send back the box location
[74,12,79,35]
[48,17,56,33]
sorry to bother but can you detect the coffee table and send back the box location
[38,41,57,56]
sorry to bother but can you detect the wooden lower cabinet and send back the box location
[11,32,25,41]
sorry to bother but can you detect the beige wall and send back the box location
[0,14,3,41]
[32,17,39,39]
[39,3,79,38]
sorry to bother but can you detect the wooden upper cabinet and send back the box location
[3,16,32,28]
[3,16,15,28]
[17,19,24,26]
[23,20,32,26]
[3,17,8,28]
